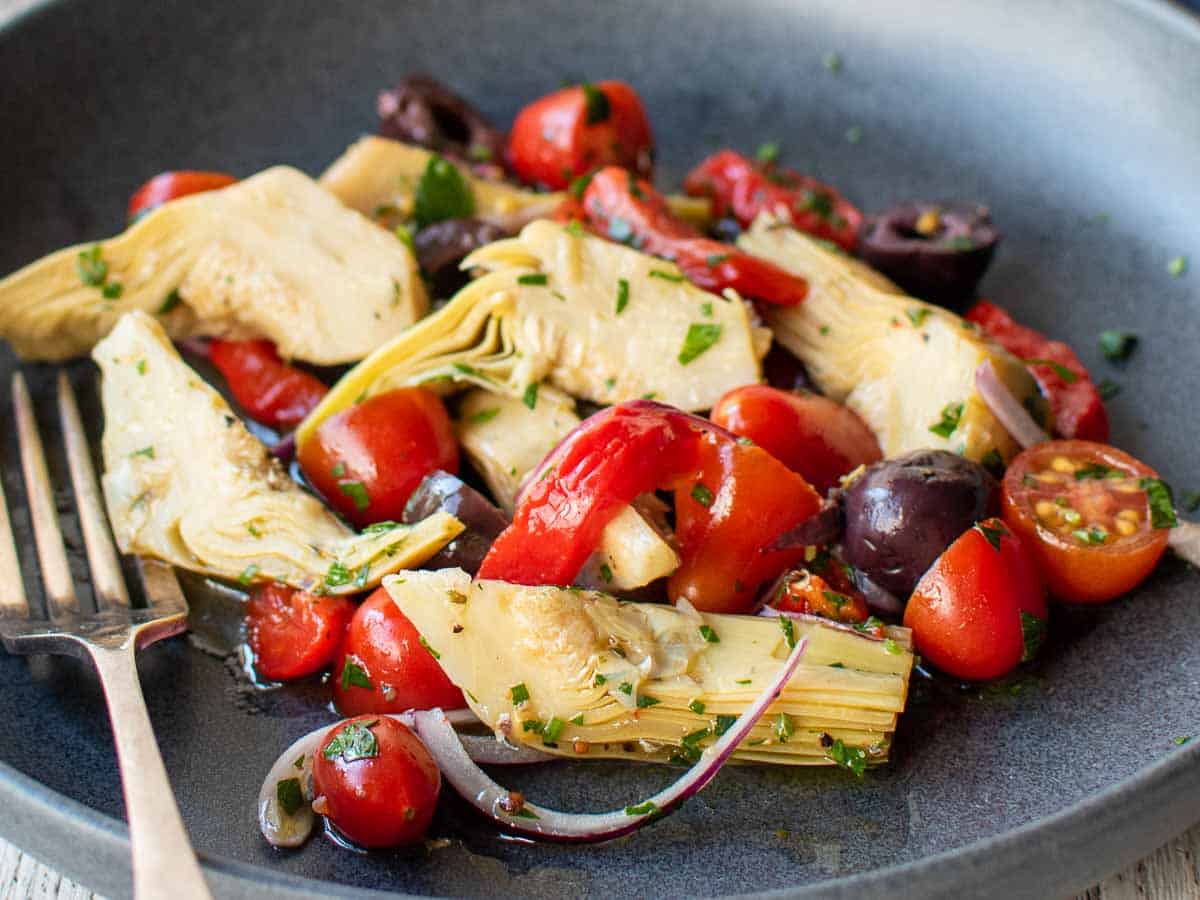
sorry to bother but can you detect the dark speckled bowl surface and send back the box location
[1,1,1199,898]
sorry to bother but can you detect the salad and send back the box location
[0,74,1195,854]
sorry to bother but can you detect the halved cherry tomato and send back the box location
[245,584,355,682]
[297,387,458,529]
[208,339,329,431]
[478,400,822,614]
[710,385,881,494]
[904,518,1047,681]
[332,588,465,716]
[312,715,441,848]
[966,300,1109,442]
[580,167,809,306]
[683,150,863,252]
[767,550,872,627]
[507,80,653,190]
[1001,440,1172,604]
[127,170,237,223]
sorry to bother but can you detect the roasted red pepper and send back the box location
[579,167,808,306]
[965,300,1109,442]
[207,339,330,431]
[477,400,823,613]
[765,551,872,628]
[683,150,862,252]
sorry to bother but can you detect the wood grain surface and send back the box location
[0,0,1197,898]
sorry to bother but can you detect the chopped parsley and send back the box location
[929,401,964,438]
[598,562,614,583]
[362,520,399,534]
[690,482,714,507]
[698,624,720,643]
[678,323,722,365]
[158,288,182,315]
[636,694,661,709]
[688,699,706,715]
[906,307,930,327]
[325,561,352,588]
[1174,736,1191,746]
[467,143,493,163]
[774,713,794,743]
[469,407,500,425]
[517,272,548,286]
[340,658,373,691]
[569,171,594,200]
[522,382,539,410]
[825,737,867,777]
[276,777,304,816]
[130,446,155,459]
[779,615,797,649]
[542,716,566,743]
[618,681,633,695]
[1099,329,1137,361]
[1074,462,1122,481]
[1140,478,1178,529]
[844,124,863,145]
[1168,255,1188,277]
[649,268,685,283]
[1181,491,1200,513]
[418,636,441,659]
[1098,378,1121,401]
[323,720,380,762]
[823,51,843,73]
[755,141,781,164]
[510,682,530,705]
[237,564,259,586]
[564,218,585,237]
[337,480,370,512]
[974,521,1006,551]
[735,678,752,685]
[1072,525,1108,545]
[413,154,475,229]
[1020,612,1045,663]
[700,301,713,318]
[102,281,124,300]
[593,674,607,687]
[394,224,415,255]
[615,277,630,314]
[822,590,848,609]
[581,82,610,124]
[625,801,657,817]
[1024,358,1077,383]
[714,715,737,737]
[76,244,108,286]
[883,638,903,656]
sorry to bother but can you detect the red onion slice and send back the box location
[975,359,1049,449]
[409,635,809,843]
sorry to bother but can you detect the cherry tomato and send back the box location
[710,385,882,494]
[297,388,458,529]
[244,584,354,682]
[127,170,237,223]
[312,715,441,848]
[332,588,465,716]
[904,518,1047,681]
[208,339,329,431]
[767,550,872,627]
[507,81,653,190]
[1000,440,1172,604]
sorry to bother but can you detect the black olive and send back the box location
[403,470,509,575]
[841,450,998,597]
[761,343,815,393]
[377,75,506,170]
[413,218,509,298]
[857,202,1000,310]
[709,217,743,243]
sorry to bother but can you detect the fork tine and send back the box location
[57,371,129,609]
[136,557,187,614]
[13,373,78,617]
[0,435,28,620]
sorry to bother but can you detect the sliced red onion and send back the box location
[757,606,887,643]
[975,359,1049,449]
[257,709,550,848]
[270,432,297,461]
[1169,522,1200,569]
[409,635,809,843]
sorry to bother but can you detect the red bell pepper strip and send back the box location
[965,300,1109,442]
[477,400,823,614]
[207,339,330,431]
[683,150,863,252]
[578,167,808,306]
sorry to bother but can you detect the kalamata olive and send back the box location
[710,217,743,243]
[403,470,509,574]
[841,450,998,597]
[413,218,509,298]
[858,202,1000,309]
[377,75,506,170]
[761,343,815,393]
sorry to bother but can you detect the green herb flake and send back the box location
[1140,477,1178,529]
[822,590,848,609]
[542,716,566,743]
[76,244,108,286]
[1168,255,1188,277]
[878,638,902,656]
[688,699,706,715]
[418,635,441,660]
[337,480,371,513]
[974,521,1006,551]
[517,272,549,286]
[618,681,633,695]
[1024,358,1078,383]
[1020,612,1046,663]
[247,523,262,538]
[340,658,373,691]
[1098,329,1138,361]
[394,224,415,256]
[691,482,714,508]
[819,324,831,336]
[826,738,867,777]
[649,268,685,283]
[522,719,544,734]
[823,51,843,73]
[714,714,737,736]
[569,171,594,200]
[276,777,304,816]
[522,382,539,410]
[1180,491,1200,513]
[735,678,752,685]
[678,323,723,365]
[469,407,500,425]
[1174,736,1191,746]
[594,674,607,686]
[929,401,964,438]
[413,154,475,229]
[467,143,494,163]
[1098,378,1121,401]
[779,615,797,649]
[322,720,380,762]
[625,801,657,817]
[581,82,611,124]
[598,562,614,584]
[362,520,399,534]
[510,682,530,705]
[102,281,124,300]
[1072,525,1109,546]
[570,713,584,726]
[635,693,661,710]
[906,307,930,327]
[755,141,781,164]
[614,277,630,315]
[980,448,1005,478]
[158,288,182,315]
[1075,462,1121,481]
[130,446,155,460]
[774,713,794,743]
[698,624,720,643]
[237,563,259,586]
[844,124,863,145]
[325,561,352,588]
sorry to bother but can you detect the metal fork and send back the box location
[0,371,211,900]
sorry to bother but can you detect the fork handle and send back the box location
[90,643,212,900]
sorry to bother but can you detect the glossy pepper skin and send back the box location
[578,167,809,307]
[207,339,329,431]
[965,300,1109,442]
[477,401,823,614]
[683,150,863,252]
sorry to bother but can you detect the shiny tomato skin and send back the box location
[298,388,458,528]
[1001,440,1169,604]
[904,518,1047,681]
[710,385,882,494]
[312,715,441,848]
[333,588,465,716]
[507,81,653,190]
[245,584,355,682]
[208,339,329,430]
[127,170,237,222]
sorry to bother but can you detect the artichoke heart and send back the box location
[0,166,425,364]
[740,216,1044,462]
[93,311,462,593]
[321,136,712,230]
[298,218,764,445]
[385,570,913,767]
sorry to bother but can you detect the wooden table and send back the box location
[0,0,1197,897]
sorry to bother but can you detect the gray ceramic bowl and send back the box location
[1,1,1199,898]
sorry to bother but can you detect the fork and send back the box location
[0,371,211,900]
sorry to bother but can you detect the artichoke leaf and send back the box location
[740,215,1045,462]
[321,136,712,230]
[384,570,913,766]
[94,312,462,593]
[0,167,426,364]
[299,219,763,446]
